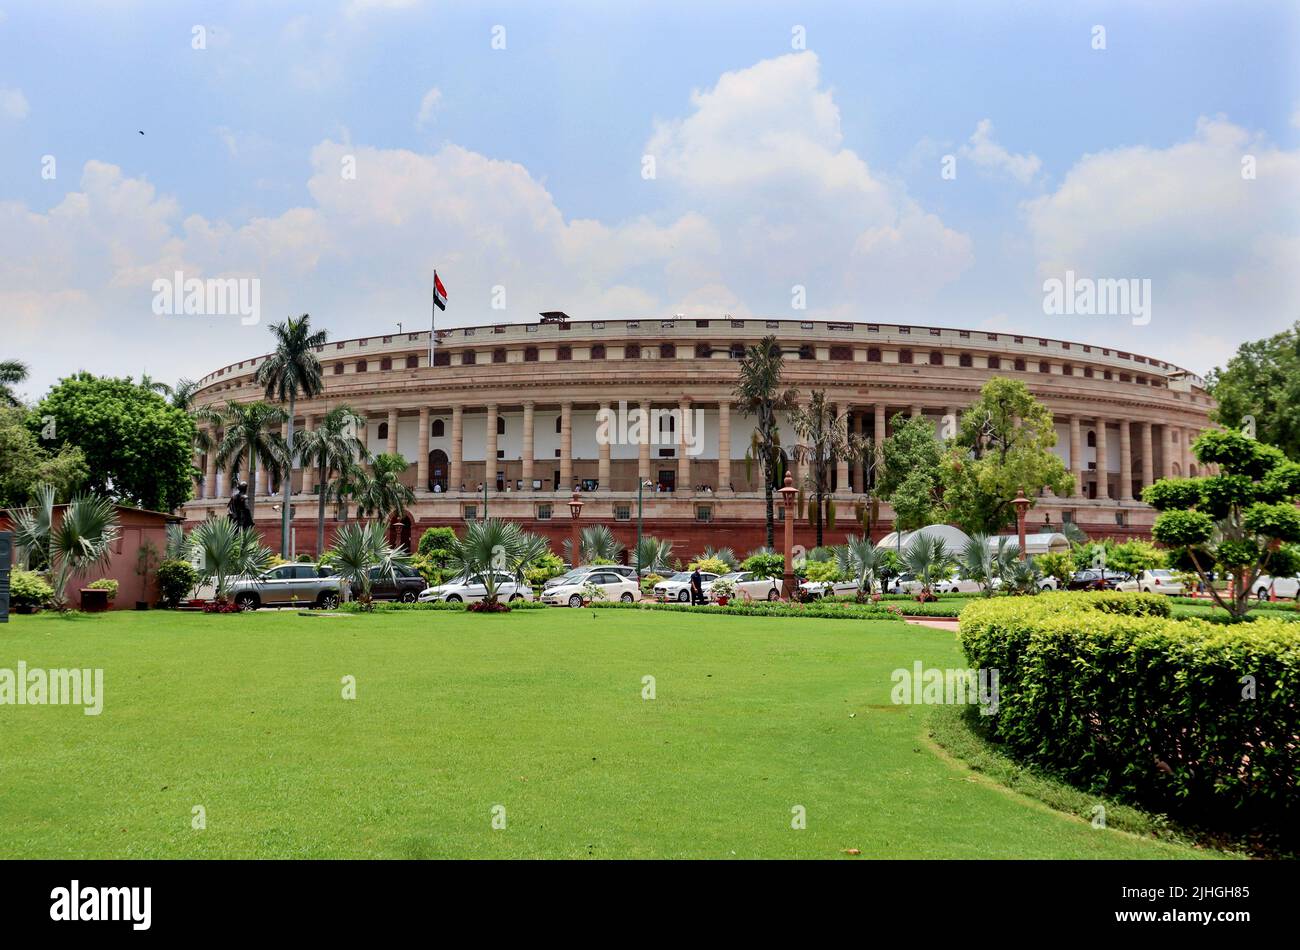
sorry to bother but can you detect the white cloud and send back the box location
[0,86,29,120]
[959,119,1042,184]
[415,87,442,129]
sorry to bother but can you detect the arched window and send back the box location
[497,416,506,436]
[987,355,1001,369]
[624,344,641,360]
[380,356,392,371]
[377,422,388,440]
[899,349,913,364]
[524,347,538,362]
[867,347,881,363]
[356,359,368,373]
[929,351,943,366]
[493,348,507,364]
[659,414,675,436]
[1087,430,1097,448]
[959,353,972,368]
[463,350,477,365]
[1013,358,1026,371]
[431,419,445,438]
[555,416,563,434]
[557,345,572,361]
[590,344,606,360]
[660,343,676,359]
[405,355,418,369]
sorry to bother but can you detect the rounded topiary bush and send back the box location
[9,570,54,612]
[155,559,198,608]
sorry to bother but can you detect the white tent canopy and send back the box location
[875,524,973,553]
[986,532,1071,556]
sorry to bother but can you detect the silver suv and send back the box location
[228,564,345,611]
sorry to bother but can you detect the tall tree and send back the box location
[256,315,327,553]
[1207,321,1300,460]
[0,406,87,507]
[294,405,368,556]
[33,372,197,511]
[940,377,1073,534]
[0,359,29,407]
[214,400,288,522]
[876,412,944,543]
[734,336,798,548]
[351,452,415,525]
[789,390,867,547]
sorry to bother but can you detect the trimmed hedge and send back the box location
[590,600,902,622]
[337,599,548,613]
[959,591,1298,839]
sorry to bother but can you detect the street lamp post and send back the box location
[568,489,584,570]
[1013,488,1030,561]
[778,471,799,599]
[635,478,652,574]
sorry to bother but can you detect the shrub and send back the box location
[740,551,785,579]
[9,570,54,611]
[155,559,199,608]
[416,526,457,564]
[802,559,842,584]
[686,556,730,575]
[87,577,119,601]
[959,591,1296,840]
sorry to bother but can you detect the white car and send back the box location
[418,572,534,603]
[933,576,983,594]
[542,569,641,607]
[1252,575,1300,601]
[543,564,638,589]
[797,577,860,599]
[988,575,1060,592]
[1116,569,1185,596]
[652,571,719,602]
[708,571,781,603]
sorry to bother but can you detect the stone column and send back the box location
[521,401,535,490]
[835,402,850,495]
[559,402,572,491]
[1070,416,1084,498]
[417,407,430,491]
[874,404,887,486]
[485,404,498,492]
[1141,422,1154,491]
[911,404,922,419]
[677,398,692,490]
[946,406,960,441]
[718,401,732,492]
[450,405,464,491]
[851,411,863,493]
[1161,424,1174,479]
[638,400,651,484]
[386,408,399,457]
[1094,419,1110,500]
[204,428,218,499]
[1119,421,1133,500]
[598,401,611,490]
[1183,427,1195,476]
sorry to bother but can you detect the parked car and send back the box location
[798,577,860,600]
[229,563,345,611]
[1115,569,1185,595]
[368,563,426,602]
[652,571,719,602]
[543,564,638,589]
[542,569,641,607]
[1253,575,1300,600]
[886,572,919,595]
[1066,569,1127,591]
[708,571,781,602]
[418,572,534,603]
[933,576,983,594]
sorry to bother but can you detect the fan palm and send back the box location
[0,359,30,407]
[12,483,121,609]
[959,532,998,597]
[734,336,798,548]
[635,535,674,575]
[835,534,883,597]
[295,405,369,556]
[328,520,409,608]
[352,453,415,524]
[214,400,288,520]
[256,314,328,553]
[701,546,738,571]
[448,519,550,607]
[187,516,273,603]
[563,523,625,566]
[900,534,954,600]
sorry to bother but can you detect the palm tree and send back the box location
[328,520,408,609]
[256,314,328,554]
[789,390,868,547]
[138,374,172,397]
[635,535,674,575]
[0,359,29,407]
[835,534,883,598]
[187,517,273,604]
[295,405,368,556]
[701,545,738,571]
[352,453,415,525]
[214,400,288,521]
[734,336,798,548]
[900,534,954,601]
[958,532,998,597]
[12,483,121,610]
[448,519,550,607]
[563,523,624,565]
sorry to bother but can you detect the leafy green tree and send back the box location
[740,550,785,579]
[1144,429,1300,619]
[940,377,1073,534]
[295,405,369,556]
[877,412,943,538]
[256,314,327,553]
[416,526,459,564]
[0,406,87,507]
[1035,551,1074,587]
[789,390,868,547]
[0,359,29,407]
[12,484,120,610]
[734,336,798,548]
[214,400,287,521]
[33,373,197,511]
[1207,321,1300,459]
[1105,538,1167,576]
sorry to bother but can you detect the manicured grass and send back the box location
[0,608,1218,859]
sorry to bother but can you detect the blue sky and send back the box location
[2,0,1297,395]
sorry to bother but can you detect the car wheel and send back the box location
[620,592,634,603]
[678,590,690,602]
[446,594,462,603]
[767,588,780,601]
[316,592,340,610]
[400,590,418,603]
[568,594,583,608]
[234,592,258,612]
[1256,588,1268,601]
[1142,587,1152,594]
[509,593,523,602]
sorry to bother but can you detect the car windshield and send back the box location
[668,573,692,582]
[1151,570,1174,577]
[718,573,744,582]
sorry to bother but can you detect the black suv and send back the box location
[368,564,426,602]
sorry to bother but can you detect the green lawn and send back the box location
[0,608,1218,859]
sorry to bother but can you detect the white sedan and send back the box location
[652,572,719,602]
[418,572,534,603]
[933,576,983,594]
[1115,569,1185,595]
[1252,575,1300,601]
[797,578,860,599]
[542,569,641,607]
[708,571,781,603]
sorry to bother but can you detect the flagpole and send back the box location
[429,269,436,366]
